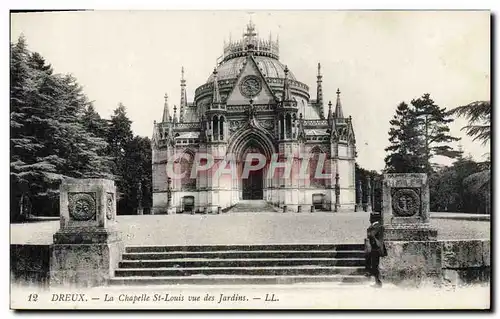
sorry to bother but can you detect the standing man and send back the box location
[365,221,386,287]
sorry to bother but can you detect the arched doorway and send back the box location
[227,127,276,202]
[241,143,265,200]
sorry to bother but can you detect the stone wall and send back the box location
[380,239,490,287]
[441,239,490,286]
[10,244,51,287]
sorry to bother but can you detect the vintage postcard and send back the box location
[9,10,491,310]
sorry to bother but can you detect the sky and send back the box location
[10,10,490,172]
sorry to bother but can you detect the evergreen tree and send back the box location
[412,93,461,173]
[122,136,152,214]
[10,35,42,220]
[82,103,109,141]
[450,100,491,213]
[10,36,112,220]
[384,95,460,174]
[384,102,424,173]
[429,156,487,213]
[107,103,134,214]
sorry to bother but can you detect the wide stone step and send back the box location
[114,266,365,277]
[228,200,278,213]
[118,258,365,268]
[125,244,365,253]
[121,250,366,260]
[109,274,369,285]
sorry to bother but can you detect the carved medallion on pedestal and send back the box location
[391,188,420,217]
[68,193,96,221]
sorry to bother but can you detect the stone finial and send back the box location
[335,88,344,119]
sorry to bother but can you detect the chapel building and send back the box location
[152,21,356,214]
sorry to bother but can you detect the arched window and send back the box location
[180,151,196,191]
[285,113,292,139]
[309,147,327,187]
[219,116,225,141]
[212,116,219,141]
[279,114,285,140]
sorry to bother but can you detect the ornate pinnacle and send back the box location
[162,93,170,123]
[335,88,344,119]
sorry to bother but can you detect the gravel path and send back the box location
[10,212,490,246]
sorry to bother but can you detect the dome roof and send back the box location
[206,56,296,83]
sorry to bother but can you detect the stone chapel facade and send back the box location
[151,21,356,214]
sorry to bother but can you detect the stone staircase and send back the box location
[228,200,277,213]
[110,243,368,285]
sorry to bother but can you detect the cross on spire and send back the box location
[244,18,257,40]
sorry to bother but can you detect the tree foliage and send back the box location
[10,36,152,220]
[429,155,490,214]
[449,100,491,212]
[449,101,491,145]
[384,94,460,174]
[412,93,461,172]
[384,102,424,173]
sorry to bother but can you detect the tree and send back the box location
[107,103,134,214]
[449,101,490,145]
[384,102,425,173]
[355,163,382,211]
[121,136,152,214]
[82,103,109,141]
[429,156,488,214]
[449,100,491,213]
[384,94,460,174]
[10,35,43,220]
[10,36,112,220]
[412,93,461,173]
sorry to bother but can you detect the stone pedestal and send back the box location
[380,173,441,286]
[50,179,123,287]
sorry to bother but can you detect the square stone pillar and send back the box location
[382,173,437,241]
[50,179,123,287]
[380,173,441,286]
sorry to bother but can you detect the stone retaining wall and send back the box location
[10,244,51,287]
[441,239,490,286]
[380,239,490,287]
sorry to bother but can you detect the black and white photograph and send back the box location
[8,9,491,310]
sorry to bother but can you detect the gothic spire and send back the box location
[179,66,186,123]
[162,93,170,123]
[282,65,292,102]
[317,62,323,106]
[327,100,333,121]
[335,88,344,119]
[212,68,221,103]
[328,100,337,136]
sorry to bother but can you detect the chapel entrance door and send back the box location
[242,162,264,200]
